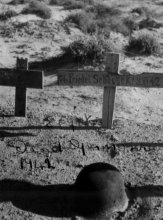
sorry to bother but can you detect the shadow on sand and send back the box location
[0,131,36,139]
[0,178,111,219]
[0,125,101,131]
[1,179,163,219]
[0,179,76,218]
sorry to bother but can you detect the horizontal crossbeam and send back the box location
[57,70,163,88]
[0,68,43,89]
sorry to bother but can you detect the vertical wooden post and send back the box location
[15,58,28,117]
[102,53,119,129]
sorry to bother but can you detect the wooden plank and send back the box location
[15,58,28,117]
[102,53,119,129]
[15,86,27,117]
[17,57,28,69]
[0,69,43,88]
[57,70,163,88]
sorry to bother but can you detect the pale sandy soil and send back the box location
[0,1,162,220]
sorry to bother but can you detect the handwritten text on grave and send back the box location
[0,140,162,171]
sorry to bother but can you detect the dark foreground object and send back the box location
[0,162,128,219]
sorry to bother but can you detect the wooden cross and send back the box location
[57,53,163,129]
[0,58,43,117]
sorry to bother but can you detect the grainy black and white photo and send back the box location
[0,0,163,219]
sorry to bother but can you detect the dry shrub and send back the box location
[123,16,139,33]
[97,16,133,37]
[49,0,84,9]
[125,31,161,55]
[138,17,161,29]
[0,10,17,21]
[108,17,131,36]
[131,6,157,19]
[61,1,85,10]
[9,0,49,4]
[131,7,151,17]
[85,3,132,36]
[9,0,29,4]
[49,0,94,8]
[22,0,51,19]
[62,35,115,64]
[65,11,97,34]
[65,5,128,36]
[92,3,121,18]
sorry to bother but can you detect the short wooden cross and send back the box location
[57,52,163,129]
[0,58,43,117]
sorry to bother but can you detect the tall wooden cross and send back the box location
[0,58,43,117]
[57,53,163,129]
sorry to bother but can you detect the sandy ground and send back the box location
[0,0,163,219]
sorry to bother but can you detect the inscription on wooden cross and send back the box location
[0,58,43,117]
[57,53,163,129]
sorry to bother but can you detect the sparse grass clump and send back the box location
[60,1,85,10]
[62,35,114,64]
[107,17,131,36]
[92,3,121,18]
[123,16,139,34]
[22,0,51,19]
[9,0,49,4]
[125,32,161,55]
[131,6,158,19]
[49,0,84,9]
[49,0,94,9]
[65,11,97,34]
[131,7,151,17]
[0,10,17,21]
[9,0,29,4]
[138,17,161,29]
[64,2,137,36]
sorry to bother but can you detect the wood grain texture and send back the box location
[57,70,162,88]
[102,53,119,129]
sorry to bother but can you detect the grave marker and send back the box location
[0,58,43,117]
[15,58,28,117]
[57,52,163,129]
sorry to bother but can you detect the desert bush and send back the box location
[49,0,58,4]
[65,9,129,36]
[22,0,51,19]
[62,35,114,64]
[109,17,130,36]
[95,19,110,37]
[131,6,157,19]
[62,0,85,10]
[9,0,49,4]
[92,3,121,18]
[123,16,139,34]
[97,16,130,36]
[131,7,150,17]
[0,10,17,21]
[49,0,84,9]
[138,17,161,29]
[125,31,161,55]
[9,0,29,4]
[85,3,125,36]
[65,11,97,34]
[64,2,135,37]
[49,0,94,7]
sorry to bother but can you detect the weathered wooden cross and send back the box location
[0,58,43,117]
[57,53,163,129]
